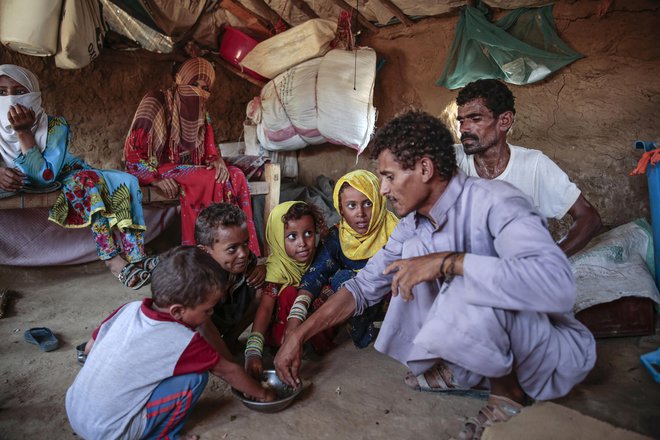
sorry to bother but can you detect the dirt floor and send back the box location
[0,258,659,440]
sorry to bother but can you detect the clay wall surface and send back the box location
[1,0,658,228]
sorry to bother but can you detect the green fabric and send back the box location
[437,4,583,89]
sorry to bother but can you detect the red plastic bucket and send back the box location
[219,27,267,81]
[219,27,256,65]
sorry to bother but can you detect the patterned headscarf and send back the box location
[332,170,399,260]
[265,201,314,292]
[0,64,48,166]
[126,57,216,165]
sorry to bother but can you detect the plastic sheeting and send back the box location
[100,0,174,53]
[570,219,660,313]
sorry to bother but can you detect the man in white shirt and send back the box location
[455,79,601,257]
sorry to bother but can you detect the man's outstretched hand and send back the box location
[274,331,304,388]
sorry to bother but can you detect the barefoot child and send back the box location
[285,170,399,348]
[195,203,266,353]
[245,201,326,379]
[66,246,275,440]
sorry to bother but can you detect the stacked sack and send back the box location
[246,47,377,155]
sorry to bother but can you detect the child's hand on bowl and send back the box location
[257,388,277,403]
[242,386,276,402]
[245,356,263,380]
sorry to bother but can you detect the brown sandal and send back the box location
[404,360,488,397]
[457,394,526,440]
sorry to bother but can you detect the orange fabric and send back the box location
[630,149,660,175]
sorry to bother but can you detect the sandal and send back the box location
[404,360,489,397]
[118,263,151,290]
[24,327,60,352]
[456,394,526,440]
[140,255,160,272]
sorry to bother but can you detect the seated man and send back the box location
[454,79,602,257]
[274,110,596,440]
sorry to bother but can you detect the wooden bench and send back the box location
[0,163,281,227]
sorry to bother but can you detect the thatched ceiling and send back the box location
[102,0,555,53]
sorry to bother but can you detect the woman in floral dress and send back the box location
[0,64,154,289]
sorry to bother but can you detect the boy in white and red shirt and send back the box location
[66,246,275,440]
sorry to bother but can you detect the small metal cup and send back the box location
[76,342,88,366]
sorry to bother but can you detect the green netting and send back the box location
[437,4,583,89]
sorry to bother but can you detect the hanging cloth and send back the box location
[437,4,583,89]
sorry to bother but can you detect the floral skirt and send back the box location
[48,168,146,232]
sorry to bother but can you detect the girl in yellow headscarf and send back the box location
[285,170,399,350]
[245,201,327,379]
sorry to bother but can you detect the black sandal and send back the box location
[117,263,151,290]
[141,255,160,273]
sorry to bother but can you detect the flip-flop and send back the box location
[24,327,60,352]
[118,263,151,290]
[404,360,489,397]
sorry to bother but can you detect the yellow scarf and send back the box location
[265,201,313,292]
[332,170,399,261]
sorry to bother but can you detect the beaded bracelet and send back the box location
[245,331,265,359]
[287,295,312,322]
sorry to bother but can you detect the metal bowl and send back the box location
[232,370,302,413]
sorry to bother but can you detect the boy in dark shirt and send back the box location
[196,203,266,353]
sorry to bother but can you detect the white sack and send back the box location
[240,19,337,79]
[316,48,377,154]
[248,57,325,151]
[0,0,62,56]
[55,0,105,69]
